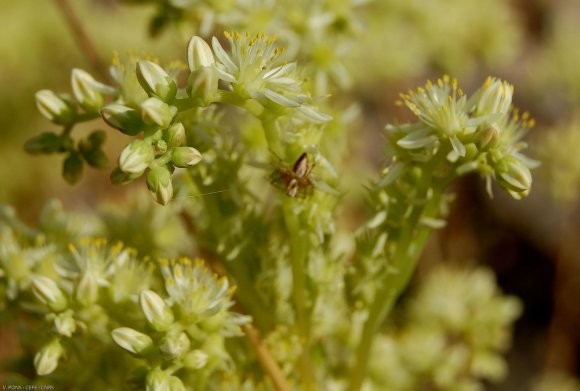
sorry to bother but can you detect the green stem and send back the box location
[282,200,316,388]
[282,201,310,338]
[348,158,448,391]
[260,110,315,387]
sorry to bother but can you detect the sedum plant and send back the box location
[3,3,539,389]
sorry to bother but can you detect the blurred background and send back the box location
[0,0,579,389]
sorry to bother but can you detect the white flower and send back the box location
[159,258,233,319]
[211,32,331,122]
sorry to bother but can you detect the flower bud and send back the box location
[168,376,186,391]
[34,339,64,376]
[187,36,215,71]
[146,369,185,391]
[183,349,209,370]
[187,67,218,104]
[100,104,144,135]
[155,139,168,154]
[160,331,190,359]
[136,61,177,102]
[476,77,513,116]
[164,123,186,147]
[32,276,68,312]
[53,310,76,337]
[140,290,174,331]
[71,69,104,112]
[146,166,173,205]
[111,327,153,355]
[476,122,500,150]
[36,90,74,125]
[146,368,170,391]
[76,272,99,306]
[118,140,154,174]
[171,147,202,168]
[141,97,177,128]
[495,155,532,197]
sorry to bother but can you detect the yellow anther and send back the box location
[484,76,492,88]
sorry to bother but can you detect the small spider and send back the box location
[270,152,314,198]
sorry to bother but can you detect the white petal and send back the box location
[263,62,296,80]
[420,217,447,229]
[267,77,299,86]
[213,66,236,83]
[450,135,466,157]
[377,162,405,187]
[297,105,333,123]
[264,89,300,107]
[397,130,438,149]
[211,37,238,71]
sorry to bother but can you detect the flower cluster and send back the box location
[369,265,522,391]
[112,258,250,390]
[121,0,367,95]
[0,205,248,389]
[18,1,540,386]
[213,32,327,122]
[390,76,537,199]
[535,115,580,205]
[354,0,522,81]
[27,32,332,205]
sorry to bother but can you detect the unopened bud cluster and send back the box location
[28,32,333,204]
[30,77,112,184]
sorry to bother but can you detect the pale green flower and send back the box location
[159,258,250,335]
[535,116,580,204]
[140,289,175,331]
[211,32,331,122]
[118,140,154,174]
[34,339,64,376]
[57,239,116,287]
[112,327,154,355]
[159,330,191,359]
[0,227,55,299]
[32,276,68,312]
[160,257,233,319]
[213,32,302,106]
[136,61,178,102]
[35,90,74,125]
